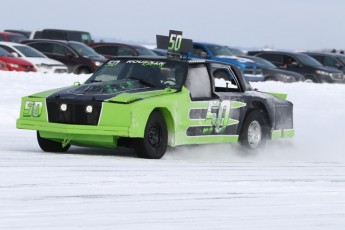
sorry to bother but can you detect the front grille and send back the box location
[22,65,35,72]
[46,100,102,125]
[244,66,262,75]
[331,73,344,80]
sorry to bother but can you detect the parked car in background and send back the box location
[0,32,27,43]
[302,52,345,74]
[4,30,31,38]
[0,60,8,71]
[89,42,157,58]
[39,29,93,44]
[252,51,345,83]
[0,42,68,74]
[151,48,167,56]
[0,47,36,72]
[22,39,106,74]
[238,55,304,82]
[188,42,264,81]
[29,30,42,39]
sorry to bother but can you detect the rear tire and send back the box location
[239,110,268,150]
[134,111,168,159]
[37,131,70,152]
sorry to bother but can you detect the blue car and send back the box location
[189,42,264,81]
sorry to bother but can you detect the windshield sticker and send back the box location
[106,60,121,67]
[126,60,166,68]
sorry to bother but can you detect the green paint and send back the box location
[271,130,283,139]
[283,129,295,138]
[264,92,288,100]
[231,101,246,109]
[108,89,176,103]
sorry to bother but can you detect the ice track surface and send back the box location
[1,71,345,230]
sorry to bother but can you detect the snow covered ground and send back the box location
[1,71,345,229]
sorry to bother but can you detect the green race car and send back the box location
[16,57,294,159]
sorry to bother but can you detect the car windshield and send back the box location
[248,56,276,68]
[337,55,345,64]
[70,43,103,58]
[227,47,245,56]
[86,59,188,89]
[295,54,323,67]
[134,47,158,56]
[0,47,13,57]
[8,35,26,43]
[14,45,46,58]
[208,45,234,57]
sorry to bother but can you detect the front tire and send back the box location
[78,68,91,74]
[134,111,168,159]
[37,131,70,152]
[239,110,268,150]
[304,75,318,83]
[265,76,275,81]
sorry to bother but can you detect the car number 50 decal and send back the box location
[23,101,43,117]
[168,30,183,52]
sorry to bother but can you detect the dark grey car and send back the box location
[239,55,304,82]
[251,51,345,83]
[302,52,345,74]
[22,39,107,74]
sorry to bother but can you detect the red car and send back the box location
[0,47,36,72]
[0,32,27,43]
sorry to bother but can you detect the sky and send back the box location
[1,0,345,51]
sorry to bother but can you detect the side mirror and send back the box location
[289,61,300,67]
[65,52,75,58]
[11,52,19,57]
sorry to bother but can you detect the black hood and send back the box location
[47,79,156,101]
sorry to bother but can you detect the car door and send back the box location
[257,53,284,67]
[180,63,244,145]
[180,63,219,145]
[283,55,300,69]
[50,43,78,72]
[210,63,247,136]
